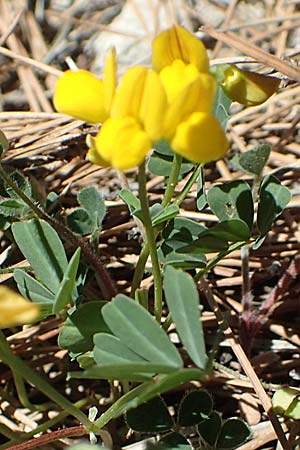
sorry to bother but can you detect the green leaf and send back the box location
[272,387,300,420]
[197,411,222,446]
[160,217,208,267]
[151,204,179,227]
[102,294,182,368]
[12,219,68,294]
[164,267,207,369]
[177,390,213,426]
[207,180,254,230]
[152,433,192,450]
[67,209,94,235]
[58,301,109,353]
[255,175,291,248]
[6,171,32,200]
[216,418,251,449]
[119,189,141,215]
[178,235,228,254]
[196,166,206,211]
[52,247,81,313]
[14,269,53,316]
[158,247,206,270]
[148,140,193,177]
[0,199,28,219]
[187,220,250,247]
[125,396,173,432]
[78,186,105,229]
[213,85,232,130]
[239,144,271,176]
[94,333,150,366]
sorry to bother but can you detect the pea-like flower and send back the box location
[54,26,228,170]
[0,286,39,328]
[215,64,280,106]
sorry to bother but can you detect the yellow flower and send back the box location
[215,64,280,106]
[152,25,209,73]
[53,48,116,123]
[53,27,228,169]
[0,286,39,328]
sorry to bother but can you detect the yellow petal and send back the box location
[111,66,147,119]
[0,286,39,328]
[171,112,228,163]
[94,117,151,170]
[139,70,167,140]
[53,70,107,123]
[152,25,209,73]
[111,67,167,140]
[103,48,117,113]
[159,60,199,103]
[86,135,111,167]
[217,65,280,106]
[163,73,216,139]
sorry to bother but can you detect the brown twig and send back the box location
[5,426,87,450]
[202,26,300,82]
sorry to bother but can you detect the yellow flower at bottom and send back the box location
[0,286,39,328]
[90,117,151,170]
[171,112,228,163]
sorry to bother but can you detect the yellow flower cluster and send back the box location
[54,26,279,171]
[54,26,228,171]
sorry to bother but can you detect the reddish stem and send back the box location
[5,426,87,450]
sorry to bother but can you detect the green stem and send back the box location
[0,331,92,429]
[94,383,148,429]
[131,241,149,298]
[131,155,184,298]
[241,174,262,310]
[162,153,182,207]
[0,424,19,441]
[194,241,247,282]
[138,161,162,321]
[12,370,49,411]
[174,164,202,206]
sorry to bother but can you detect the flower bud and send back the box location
[215,64,280,106]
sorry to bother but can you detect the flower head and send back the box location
[53,27,228,170]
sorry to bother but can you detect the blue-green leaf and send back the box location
[52,247,81,313]
[102,294,182,368]
[12,219,68,294]
[58,301,109,353]
[255,175,291,248]
[207,180,254,230]
[14,269,53,316]
[164,267,207,369]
